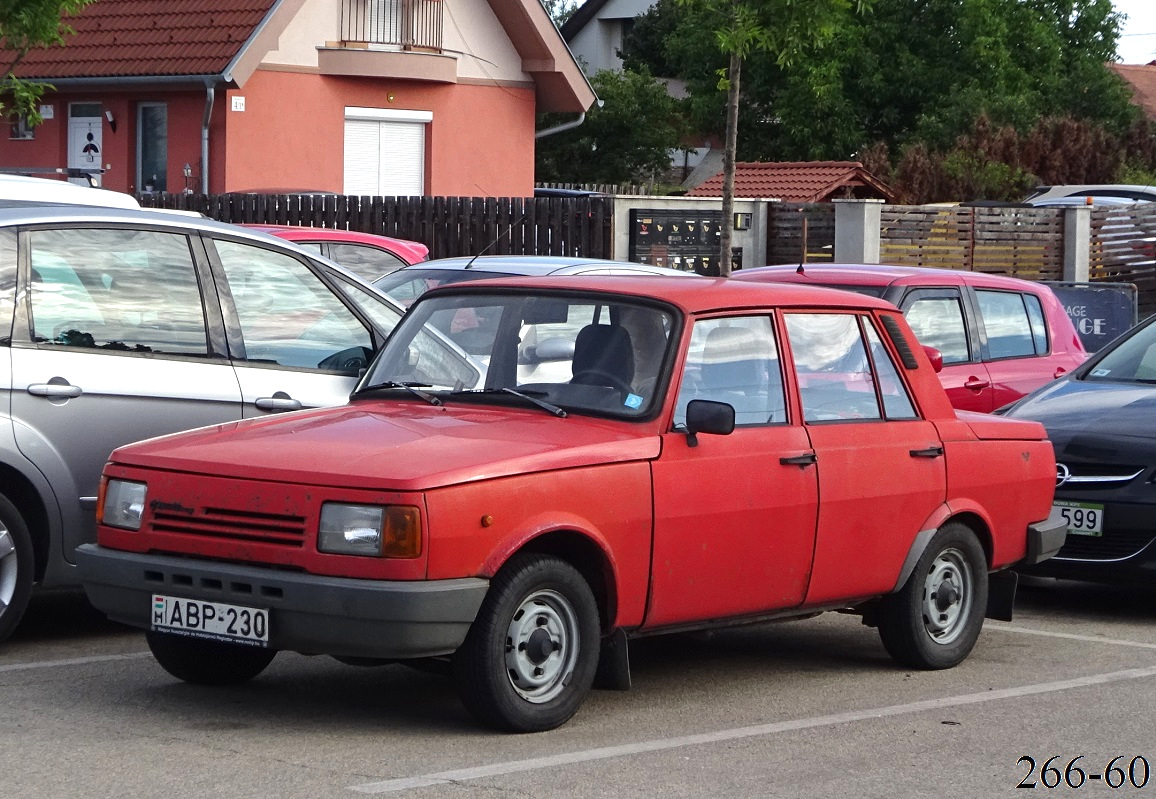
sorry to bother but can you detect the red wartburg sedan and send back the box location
[77,277,1065,732]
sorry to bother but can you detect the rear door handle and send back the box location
[963,377,990,391]
[254,392,303,412]
[28,382,83,399]
[910,446,944,458]
[1053,367,1067,379]
[780,453,817,467]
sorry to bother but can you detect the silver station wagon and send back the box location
[0,204,411,641]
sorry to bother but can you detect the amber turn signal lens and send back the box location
[382,506,422,558]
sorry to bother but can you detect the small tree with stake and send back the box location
[677,0,871,275]
[0,1,94,126]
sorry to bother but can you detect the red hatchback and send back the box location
[249,226,428,282]
[734,264,1088,412]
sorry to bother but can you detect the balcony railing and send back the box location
[340,0,443,51]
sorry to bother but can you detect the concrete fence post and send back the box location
[834,199,884,264]
[1062,206,1092,283]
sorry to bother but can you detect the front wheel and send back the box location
[877,522,988,669]
[146,630,276,685]
[453,553,600,732]
[0,493,35,644]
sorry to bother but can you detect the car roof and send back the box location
[394,255,694,277]
[733,263,1052,292]
[0,174,141,209]
[0,203,284,238]
[422,274,897,314]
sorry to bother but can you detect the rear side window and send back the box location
[1024,293,1048,354]
[976,290,1039,359]
[27,228,209,356]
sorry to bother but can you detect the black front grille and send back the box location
[151,507,307,547]
[1056,531,1156,561]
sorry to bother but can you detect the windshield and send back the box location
[373,268,509,307]
[1083,318,1156,383]
[360,291,678,418]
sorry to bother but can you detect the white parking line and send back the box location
[349,665,1156,794]
[988,624,1156,650]
[0,651,150,674]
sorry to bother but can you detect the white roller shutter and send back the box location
[343,108,431,196]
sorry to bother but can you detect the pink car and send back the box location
[734,264,1088,412]
[249,226,428,282]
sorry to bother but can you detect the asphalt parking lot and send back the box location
[4,580,1156,799]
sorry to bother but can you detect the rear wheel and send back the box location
[453,553,600,732]
[0,493,35,643]
[146,630,276,685]
[877,522,988,669]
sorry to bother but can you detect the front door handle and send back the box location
[780,453,817,467]
[254,392,303,412]
[28,382,83,399]
[963,377,990,391]
[910,446,945,458]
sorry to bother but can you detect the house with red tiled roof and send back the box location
[687,161,896,203]
[0,0,595,196]
[1109,62,1156,121]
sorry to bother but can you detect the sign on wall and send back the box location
[1044,282,1138,352]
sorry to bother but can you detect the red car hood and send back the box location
[110,401,661,491]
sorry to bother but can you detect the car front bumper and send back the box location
[77,544,489,659]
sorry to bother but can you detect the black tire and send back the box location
[0,492,35,644]
[877,522,988,670]
[146,630,276,685]
[453,553,600,732]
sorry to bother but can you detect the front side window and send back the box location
[976,290,1037,359]
[361,291,677,418]
[213,240,371,373]
[327,243,407,280]
[1084,319,1156,383]
[28,228,208,355]
[674,315,785,427]
[902,293,971,364]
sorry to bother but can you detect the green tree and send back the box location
[536,67,686,185]
[542,0,579,27]
[669,0,869,274]
[0,0,93,124]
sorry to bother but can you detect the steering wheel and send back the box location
[571,369,633,396]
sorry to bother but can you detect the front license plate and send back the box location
[151,594,269,646]
[1053,501,1104,537]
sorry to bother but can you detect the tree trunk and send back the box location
[719,50,741,277]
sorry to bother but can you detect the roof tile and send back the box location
[1109,63,1156,121]
[6,0,276,79]
[688,160,896,203]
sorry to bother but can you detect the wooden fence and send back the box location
[138,192,615,260]
[879,205,1066,280]
[765,203,835,264]
[1090,204,1156,318]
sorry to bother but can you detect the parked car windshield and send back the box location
[360,290,677,418]
[373,268,509,307]
[1082,318,1156,383]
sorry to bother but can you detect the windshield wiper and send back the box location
[353,381,443,406]
[450,387,567,418]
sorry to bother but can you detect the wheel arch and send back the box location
[496,528,619,632]
[0,461,51,582]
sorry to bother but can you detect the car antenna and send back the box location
[464,212,528,269]
[797,264,805,275]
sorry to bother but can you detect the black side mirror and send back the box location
[684,399,735,447]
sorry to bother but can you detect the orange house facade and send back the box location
[0,0,594,197]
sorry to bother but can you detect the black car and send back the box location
[1002,314,1156,583]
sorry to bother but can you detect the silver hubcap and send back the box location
[0,524,16,615]
[504,589,580,704]
[921,547,972,645]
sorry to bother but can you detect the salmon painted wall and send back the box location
[0,90,222,196]
[222,69,537,196]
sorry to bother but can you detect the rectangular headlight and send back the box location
[101,480,148,530]
[318,503,421,558]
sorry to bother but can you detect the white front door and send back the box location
[68,104,103,185]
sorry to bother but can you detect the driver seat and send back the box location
[570,324,635,390]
